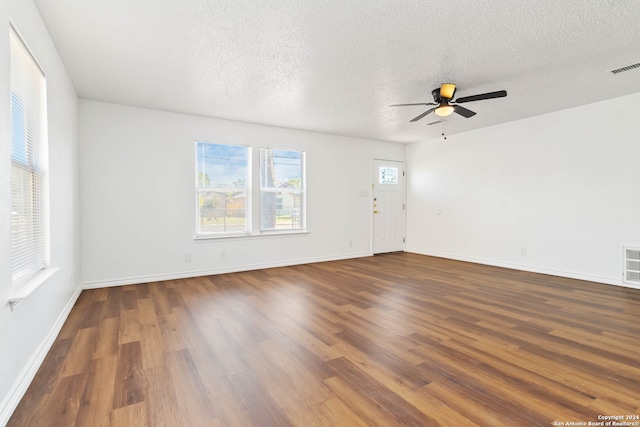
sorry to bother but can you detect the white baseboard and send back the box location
[82,251,373,289]
[408,249,639,289]
[0,285,83,427]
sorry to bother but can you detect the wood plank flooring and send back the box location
[8,253,640,426]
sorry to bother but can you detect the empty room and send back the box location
[1,0,640,426]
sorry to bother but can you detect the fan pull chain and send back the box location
[442,120,447,140]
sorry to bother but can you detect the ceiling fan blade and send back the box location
[410,108,436,122]
[390,102,436,107]
[453,105,476,118]
[455,90,507,104]
[440,83,456,99]
[426,120,442,126]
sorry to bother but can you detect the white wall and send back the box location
[0,0,80,424]
[407,92,640,286]
[79,100,405,287]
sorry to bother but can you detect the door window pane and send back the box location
[379,167,398,184]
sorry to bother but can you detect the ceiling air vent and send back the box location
[610,62,640,75]
[623,246,640,286]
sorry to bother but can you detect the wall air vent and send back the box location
[623,246,640,286]
[610,62,640,75]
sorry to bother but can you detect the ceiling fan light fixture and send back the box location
[434,105,454,117]
[440,83,456,99]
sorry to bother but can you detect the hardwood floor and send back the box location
[8,253,640,426]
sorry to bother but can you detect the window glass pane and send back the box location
[260,148,305,231]
[197,190,247,233]
[261,149,302,189]
[196,142,249,234]
[196,142,248,188]
[379,167,398,185]
[261,191,303,230]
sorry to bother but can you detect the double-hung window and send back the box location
[260,149,305,231]
[195,143,305,237]
[196,142,250,236]
[10,27,49,286]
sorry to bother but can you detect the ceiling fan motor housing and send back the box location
[432,86,456,102]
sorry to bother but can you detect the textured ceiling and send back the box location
[34,0,640,143]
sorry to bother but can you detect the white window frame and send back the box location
[259,148,306,233]
[195,141,251,238]
[194,143,308,239]
[10,25,52,292]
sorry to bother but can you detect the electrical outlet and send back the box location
[184,253,191,262]
[348,240,353,247]
[521,248,527,256]
[221,251,226,259]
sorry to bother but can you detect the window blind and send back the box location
[10,27,49,284]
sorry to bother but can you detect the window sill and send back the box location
[9,267,60,311]
[259,229,309,236]
[195,230,309,241]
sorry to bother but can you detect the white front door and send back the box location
[372,159,405,254]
